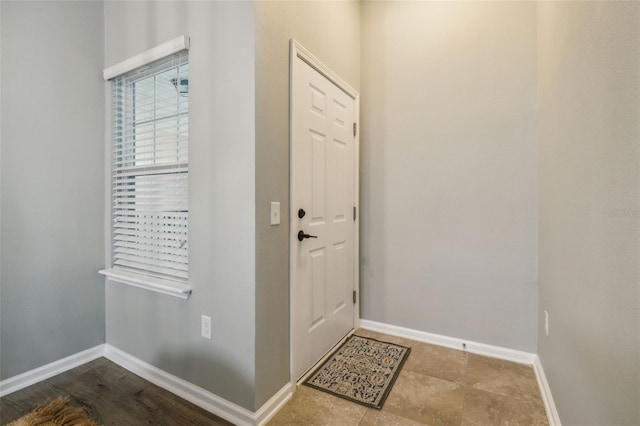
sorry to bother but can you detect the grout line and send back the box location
[356,407,368,425]
[459,351,471,426]
[459,387,468,426]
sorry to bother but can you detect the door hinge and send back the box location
[353,122,357,137]
[353,206,356,221]
[353,290,357,304]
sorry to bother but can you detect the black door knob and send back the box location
[298,208,306,218]
[298,230,318,241]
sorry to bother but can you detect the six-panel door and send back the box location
[291,56,356,381]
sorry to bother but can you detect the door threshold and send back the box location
[294,329,355,386]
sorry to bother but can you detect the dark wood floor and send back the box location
[0,358,233,425]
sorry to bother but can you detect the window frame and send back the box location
[100,36,192,299]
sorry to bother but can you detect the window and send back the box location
[100,39,191,298]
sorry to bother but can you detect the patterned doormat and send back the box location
[303,334,411,409]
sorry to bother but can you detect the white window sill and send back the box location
[99,268,192,300]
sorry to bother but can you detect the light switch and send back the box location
[270,202,280,226]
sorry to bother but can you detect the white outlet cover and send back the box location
[201,315,212,340]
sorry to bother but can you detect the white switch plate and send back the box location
[270,202,280,226]
[201,315,212,340]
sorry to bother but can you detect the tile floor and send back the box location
[268,329,548,426]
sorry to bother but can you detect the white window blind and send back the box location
[110,50,189,282]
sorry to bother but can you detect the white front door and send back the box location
[291,42,359,381]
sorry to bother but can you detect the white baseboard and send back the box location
[360,320,536,365]
[1,343,293,425]
[0,344,105,397]
[533,355,562,426]
[104,344,293,426]
[255,381,295,426]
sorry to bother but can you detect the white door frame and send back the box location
[289,39,360,384]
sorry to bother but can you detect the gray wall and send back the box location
[537,2,640,424]
[254,0,360,408]
[0,1,105,379]
[104,1,257,410]
[360,1,539,352]
[5,3,638,422]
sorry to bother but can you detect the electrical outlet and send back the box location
[201,315,212,340]
[544,310,549,336]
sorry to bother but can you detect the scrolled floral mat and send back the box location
[304,334,411,409]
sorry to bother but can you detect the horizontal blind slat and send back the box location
[114,213,188,221]
[114,243,188,258]
[113,261,189,280]
[113,234,188,250]
[114,253,189,272]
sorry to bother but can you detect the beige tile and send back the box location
[461,387,549,426]
[355,329,467,383]
[359,409,425,426]
[355,329,413,347]
[465,354,543,408]
[383,370,464,426]
[403,342,467,383]
[267,385,366,426]
[278,332,547,426]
